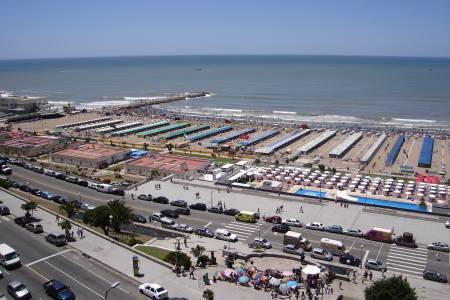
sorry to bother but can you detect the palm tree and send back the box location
[59,201,79,219]
[21,201,37,217]
[203,289,214,300]
[107,200,133,233]
[59,220,72,238]
[191,245,206,259]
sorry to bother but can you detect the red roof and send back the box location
[52,143,128,160]
[0,136,61,148]
[127,153,210,172]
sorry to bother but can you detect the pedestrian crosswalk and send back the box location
[386,244,428,277]
[223,220,265,241]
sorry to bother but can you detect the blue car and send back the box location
[40,191,55,200]
[43,280,76,300]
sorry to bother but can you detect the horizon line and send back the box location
[1,53,450,61]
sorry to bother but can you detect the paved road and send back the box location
[0,213,143,300]
[8,165,450,279]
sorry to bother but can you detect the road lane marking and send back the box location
[1,216,10,221]
[26,265,49,282]
[224,224,257,232]
[25,249,72,267]
[386,255,426,264]
[348,240,356,251]
[387,263,424,271]
[203,222,212,228]
[376,243,384,260]
[386,260,426,268]
[362,250,369,266]
[44,261,104,299]
[388,266,423,276]
[61,254,129,294]
[387,251,428,259]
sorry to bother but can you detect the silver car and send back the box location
[427,242,450,252]
[343,228,364,237]
[310,248,332,261]
[283,219,303,227]
[248,238,272,249]
[7,281,31,299]
[365,259,387,272]
[176,224,193,233]
[445,219,450,229]
[283,244,304,256]
[305,222,325,231]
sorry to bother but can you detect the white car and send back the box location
[81,203,96,210]
[445,219,450,229]
[176,224,193,233]
[343,228,364,237]
[283,218,303,227]
[305,222,325,231]
[139,283,168,299]
[427,242,450,252]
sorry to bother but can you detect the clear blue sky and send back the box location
[1,0,449,59]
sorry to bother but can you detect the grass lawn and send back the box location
[135,245,172,261]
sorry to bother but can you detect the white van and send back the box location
[95,183,113,193]
[0,243,21,268]
[161,217,177,230]
[320,238,346,256]
[214,229,238,242]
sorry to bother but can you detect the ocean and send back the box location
[1,55,449,128]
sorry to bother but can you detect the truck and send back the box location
[364,227,393,243]
[283,231,312,251]
[394,232,417,248]
[320,238,347,256]
[235,211,257,223]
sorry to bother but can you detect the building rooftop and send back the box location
[0,135,61,148]
[127,153,210,172]
[52,143,128,160]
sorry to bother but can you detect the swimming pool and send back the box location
[356,197,427,212]
[295,189,327,198]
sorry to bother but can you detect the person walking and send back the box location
[184,236,188,248]
[56,214,60,223]
[80,228,84,239]
[369,271,373,281]
[189,266,195,279]
[338,281,342,290]
[300,206,303,214]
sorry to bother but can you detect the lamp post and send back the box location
[360,244,364,268]
[104,281,120,300]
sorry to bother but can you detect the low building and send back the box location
[0,135,66,157]
[0,94,48,114]
[125,153,211,179]
[50,143,129,168]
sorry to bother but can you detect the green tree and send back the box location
[59,201,79,219]
[365,276,417,300]
[143,142,148,151]
[318,164,325,173]
[203,289,214,300]
[165,143,175,153]
[83,205,112,236]
[164,251,192,269]
[107,200,133,233]
[21,201,37,217]
[59,220,72,237]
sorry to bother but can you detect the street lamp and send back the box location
[104,281,120,300]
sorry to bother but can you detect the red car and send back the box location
[265,215,282,224]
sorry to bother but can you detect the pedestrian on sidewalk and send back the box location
[300,206,303,214]
[56,214,60,223]
[131,193,134,200]
[80,228,84,239]
[338,281,342,290]
[77,227,81,238]
[184,236,188,248]
[189,266,195,279]
[369,271,373,281]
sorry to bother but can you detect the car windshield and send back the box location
[224,232,231,236]
[15,284,26,291]
[261,239,267,243]
[5,252,19,260]
[156,287,165,292]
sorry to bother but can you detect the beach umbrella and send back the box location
[302,265,321,275]
[287,280,298,288]
[247,266,257,273]
[279,283,289,295]
[239,276,250,284]
[269,277,281,286]
[236,267,245,276]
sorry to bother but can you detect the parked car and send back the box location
[7,281,31,300]
[139,283,168,300]
[339,253,361,267]
[44,170,58,177]
[195,227,214,238]
[305,222,325,231]
[32,166,44,174]
[131,214,147,224]
[174,207,190,215]
[427,242,450,252]
[65,176,79,184]
[282,218,303,227]
[189,203,207,211]
[55,173,67,180]
[77,180,89,187]
[271,223,290,233]
[81,203,96,210]
[324,225,343,234]
[152,196,169,204]
[150,212,164,222]
[18,184,30,192]
[45,232,67,247]
[52,196,66,204]
[265,215,282,224]
[170,200,187,208]
[111,189,125,196]
[343,228,364,237]
[30,188,41,196]
[423,270,448,283]
[25,223,44,234]
[138,194,152,201]
[1,165,12,175]
[310,248,333,261]
[445,219,450,228]
[364,259,387,272]
[160,209,179,219]
[0,205,10,216]
[39,192,55,200]
[283,244,305,256]
[223,208,240,216]
[43,279,76,300]
[176,224,193,233]
[207,206,222,214]
[248,238,272,249]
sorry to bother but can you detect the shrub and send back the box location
[127,237,144,247]
[197,255,210,267]
[164,251,192,269]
